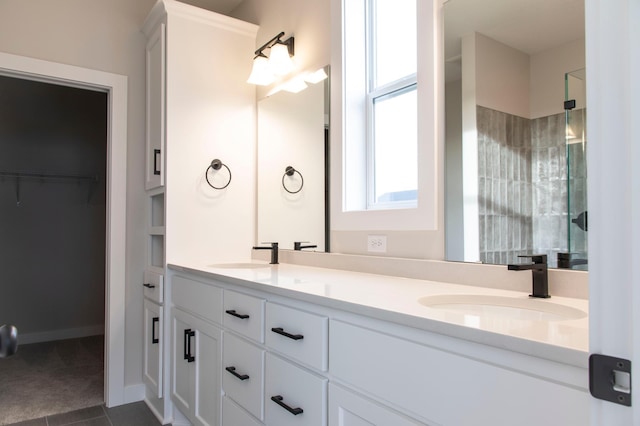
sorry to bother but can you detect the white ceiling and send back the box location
[176,0,244,15]
[444,0,585,59]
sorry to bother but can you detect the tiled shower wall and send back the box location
[477,106,533,265]
[531,112,568,267]
[477,106,587,267]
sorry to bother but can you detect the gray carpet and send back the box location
[0,335,104,425]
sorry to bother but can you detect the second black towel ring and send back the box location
[282,166,304,194]
[206,159,231,190]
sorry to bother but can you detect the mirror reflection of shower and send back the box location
[443,0,587,269]
[563,68,588,270]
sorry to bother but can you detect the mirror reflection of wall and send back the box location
[444,0,587,269]
[257,71,329,251]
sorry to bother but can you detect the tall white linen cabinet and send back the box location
[141,1,258,424]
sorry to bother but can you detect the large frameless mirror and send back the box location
[444,0,588,269]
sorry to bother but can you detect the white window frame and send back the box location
[332,0,442,232]
[366,77,418,210]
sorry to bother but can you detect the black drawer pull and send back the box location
[153,149,161,175]
[271,395,303,415]
[184,329,195,363]
[225,366,249,381]
[271,327,304,340]
[143,283,156,289]
[225,310,250,320]
[151,317,159,344]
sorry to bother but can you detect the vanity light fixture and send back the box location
[247,31,295,86]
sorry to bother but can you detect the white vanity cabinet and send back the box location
[167,266,589,426]
[328,384,423,426]
[172,308,222,426]
[143,299,163,398]
[171,275,224,426]
[329,320,589,425]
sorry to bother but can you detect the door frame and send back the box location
[0,51,128,407]
[586,0,639,423]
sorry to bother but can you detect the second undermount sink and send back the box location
[418,294,587,322]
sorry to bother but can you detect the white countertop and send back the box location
[169,261,589,368]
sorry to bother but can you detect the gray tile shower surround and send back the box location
[476,106,587,267]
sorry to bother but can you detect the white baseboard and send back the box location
[123,383,146,404]
[18,325,104,345]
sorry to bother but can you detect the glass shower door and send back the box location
[563,68,588,270]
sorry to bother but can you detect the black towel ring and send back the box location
[206,159,231,190]
[282,166,304,194]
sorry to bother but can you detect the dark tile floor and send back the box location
[7,401,169,426]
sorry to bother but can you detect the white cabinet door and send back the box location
[145,21,165,190]
[328,384,423,426]
[172,307,222,426]
[143,299,163,398]
[172,310,194,417]
[193,319,222,426]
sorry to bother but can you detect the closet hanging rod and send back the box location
[0,171,98,182]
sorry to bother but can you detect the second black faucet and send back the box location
[253,242,279,264]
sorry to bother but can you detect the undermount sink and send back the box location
[208,262,271,269]
[418,294,587,322]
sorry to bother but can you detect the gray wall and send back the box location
[0,76,106,338]
[0,0,155,388]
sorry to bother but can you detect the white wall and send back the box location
[445,79,464,260]
[231,0,331,100]
[475,33,530,118]
[530,38,585,119]
[0,0,155,388]
[0,77,106,342]
[164,5,258,266]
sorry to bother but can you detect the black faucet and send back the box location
[252,242,279,264]
[507,254,550,298]
[294,241,317,251]
[557,252,588,269]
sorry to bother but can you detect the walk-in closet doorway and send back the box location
[0,74,107,423]
[0,52,128,416]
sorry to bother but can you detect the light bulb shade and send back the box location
[247,55,275,86]
[269,42,294,76]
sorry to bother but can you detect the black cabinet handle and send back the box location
[271,327,304,341]
[225,366,249,381]
[271,395,303,415]
[151,317,159,344]
[153,149,161,175]
[225,309,250,320]
[143,283,156,289]
[184,329,195,363]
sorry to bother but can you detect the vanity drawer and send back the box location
[224,290,265,343]
[143,269,164,304]
[171,275,223,324]
[223,396,263,426]
[265,353,327,426]
[265,302,328,371]
[223,332,265,421]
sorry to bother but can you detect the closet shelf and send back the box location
[0,170,99,205]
